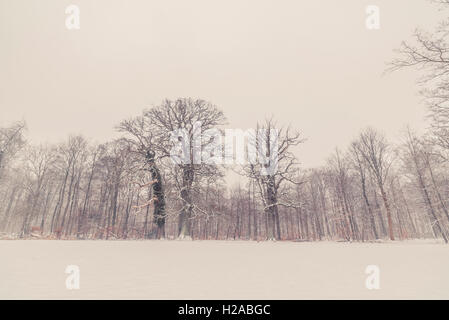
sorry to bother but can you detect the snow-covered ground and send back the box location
[0,240,448,299]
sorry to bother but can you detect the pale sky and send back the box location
[0,0,444,168]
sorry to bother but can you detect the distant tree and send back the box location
[353,128,395,240]
[389,0,449,154]
[20,144,56,237]
[327,149,359,241]
[240,119,304,240]
[402,128,448,243]
[350,141,379,239]
[0,121,26,178]
[118,98,226,239]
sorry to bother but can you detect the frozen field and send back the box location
[0,240,448,299]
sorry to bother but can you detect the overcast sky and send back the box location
[0,0,445,168]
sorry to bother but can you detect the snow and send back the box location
[0,240,448,299]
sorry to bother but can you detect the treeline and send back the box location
[2,0,449,242]
[0,99,448,242]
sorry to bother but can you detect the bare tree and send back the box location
[353,128,395,240]
[241,119,304,240]
[327,149,359,240]
[402,129,448,243]
[350,141,379,239]
[0,121,26,179]
[118,98,226,239]
[389,1,449,153]
[77,144,103,238]
[20,145,56,236]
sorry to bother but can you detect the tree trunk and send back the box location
[379,184,395,240]
[178,165,194,239]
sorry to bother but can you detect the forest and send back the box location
[1,2,449,243]
[0,97,448,242]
